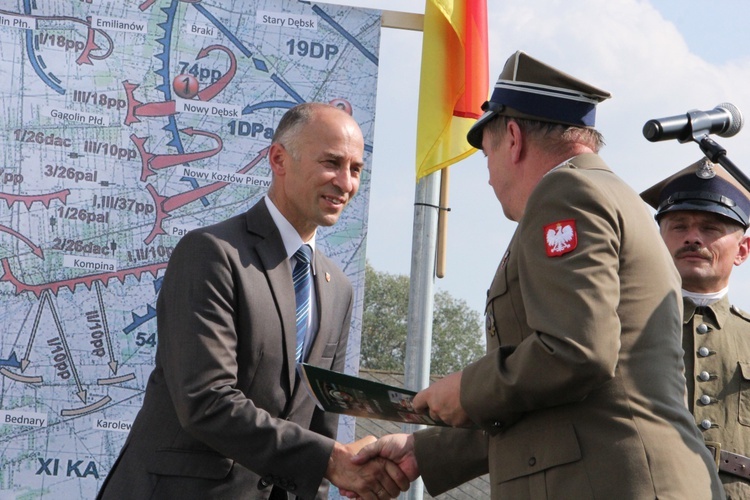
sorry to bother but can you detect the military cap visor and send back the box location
[467,101,504,149]
[656,192,749,229]
[467,51,611,149]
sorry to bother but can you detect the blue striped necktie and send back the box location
[292,245,313,363]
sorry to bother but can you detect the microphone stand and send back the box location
[693,133,750,192]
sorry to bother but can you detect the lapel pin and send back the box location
[325,272,331,282]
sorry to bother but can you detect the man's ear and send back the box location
[506,120,524,164]
[268,143,288,176]
[735,233,750,266]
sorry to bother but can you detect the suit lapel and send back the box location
[306,252,335,364]
[245,203,299,391]
[245,201,338,394]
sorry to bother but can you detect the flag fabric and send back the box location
[416,0,489,179]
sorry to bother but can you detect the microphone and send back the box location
[642,102,743,142]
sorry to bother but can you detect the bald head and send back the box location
[272,102,358,160]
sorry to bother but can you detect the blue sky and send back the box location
[326,0,750,316]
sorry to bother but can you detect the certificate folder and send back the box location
[298,363,448,426]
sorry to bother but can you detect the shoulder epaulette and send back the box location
[730,304,750,323]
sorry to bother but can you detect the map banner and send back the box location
[0,1,381,497]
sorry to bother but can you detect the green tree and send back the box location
[360,262,485,375]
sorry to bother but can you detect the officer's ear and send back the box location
[735,233,750,266]
[506,120,524,164]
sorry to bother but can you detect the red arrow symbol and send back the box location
[0,189,70,209]
[123,81,177,126]
[0,258,167,298]
[150,127,223,170]
[0,224,44,258]
[196,45,237,102]
[123,45,236,126]
[143,147,269,244]
[76,18,113,65]
[130,128,223,181]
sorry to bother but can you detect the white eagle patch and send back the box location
[543,219,578,257]
[546,224,574,252]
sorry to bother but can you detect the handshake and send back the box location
[327,433,417,500]
[325,371,469,499]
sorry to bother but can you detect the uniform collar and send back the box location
[683,294,730,329]
[544,153,611,175]
[682,287,728,307]
[543,157,576,177]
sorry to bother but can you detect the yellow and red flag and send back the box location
[416,0,489,179]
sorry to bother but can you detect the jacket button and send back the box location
[697,323,711,334]
[698,371,711,381]
[699,395,712,405]
[528,457,536,466]
[700,419,713,430]
[493,421,503,428]
[698,347,711,357]
[258,477,272,489]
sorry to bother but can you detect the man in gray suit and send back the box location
[97,102,408,500]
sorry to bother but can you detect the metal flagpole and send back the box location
[380,11,433,500]
[401,171,440,500]
[376,5,485,497]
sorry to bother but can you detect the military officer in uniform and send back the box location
[349,51,724,499]
[642,159,750,498]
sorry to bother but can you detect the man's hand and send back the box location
[325,436,409,499]
[340,434,419,499]
[413,371,472,427]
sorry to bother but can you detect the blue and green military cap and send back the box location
[467,50,612,149]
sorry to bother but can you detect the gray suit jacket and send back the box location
[98,201,353,499]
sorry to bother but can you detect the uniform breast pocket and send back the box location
[738,361,750,426]
[485,268,509,343]
[486,261,528,346]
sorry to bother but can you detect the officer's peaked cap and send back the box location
[640,158,750,229]
[467,50,612,149]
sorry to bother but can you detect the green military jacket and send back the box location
[684,295,750,499]
[414,154,724,499]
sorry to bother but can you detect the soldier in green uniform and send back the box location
[642,159,750,499]
[349,51,725,500]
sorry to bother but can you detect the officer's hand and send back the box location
[413,371,472,427]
